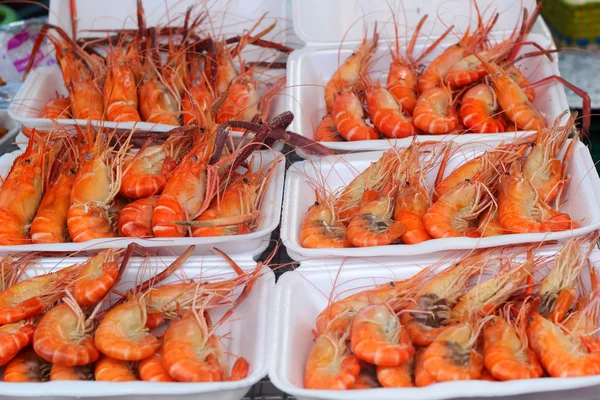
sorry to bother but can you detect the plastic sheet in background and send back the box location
[0,17,54,109]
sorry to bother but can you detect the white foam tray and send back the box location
[0,149,285,258]
[9,0,288,145]
[269,249,600,400]
[281,140,600,260]
[0,253,274,399]
[287,0,568,153]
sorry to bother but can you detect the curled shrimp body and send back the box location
[498,164,576,234]
[162,310,225,382]
[0,138,48,245]
[73,249,122,307]
[41,96,70,119]
[103,47,141,122]
[332,91,379,141]
[182,80,213,126]
[424,180,492,238]
[50,364,93,381]
[483,314,543,380]
[217,71,259,125]
[0,321,35,366]
[30,159,77,244]
[118,196,158,238]
[346,192,406,247]
[402,254,488,346]
[376,360,414,388]
[95,355,138,381]
[138,65,180,126]
[139,351,174,382]
[315,114,342,142]
[350,304,414,367]
[0,264,79,324]
[460,83,506,133]
[413,86,459,134]
[304,332,360,390]
[420,321,484,383]
[324,30,379,112]
[477,207,504,237]
[95,296,161,361]
[366,85,417,138]
[478,58,546,131]
[394,180,431,244]
[527,313,600,377]
[3,349,50,382]
[33,301,99,366]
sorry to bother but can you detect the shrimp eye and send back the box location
[192,155,198,161]
[85,154,92,160]
[243,178,249,184]
[314,201,319,206]
[390,281,395,287]
[465,178,470,182]
[200,128,205,133]
[529,317,534,323]
[23,159,31,165]
[70,168,76,174]
[405,181,410,186]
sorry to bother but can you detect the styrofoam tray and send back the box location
[269,248,600,400]
[280,140,600,260]
[0,149,285,258]
[9,0,289,145]
[0,253,274,399]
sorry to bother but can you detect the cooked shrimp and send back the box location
[460,83,506,133]
[376,358,414,388]
[103,46,141,122]
[139,351,175,382]
[402,253,490,346]
[413,85,459,134]
[353,366,381,389]
[0,321,35,366]
[300,189,350,248]
[324,28,379,112]
[50,364,93,381]
[3,349,50,382]
[73,249,124,307]
[366,84,417,138]
[477,207,504,237]
[41,96,70,119]
[332,91,379,141]
[118,196,158,238]
[350,304,414,366]
[216,70,259,125]
[315,114,343,142]
[95,355,138,381]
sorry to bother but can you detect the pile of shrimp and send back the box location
[0,109,298,245]
[0,244,262,383]
[28,0,292,128]
[305,235,600,389]
[317,3,590,142]
[301,112,580,248]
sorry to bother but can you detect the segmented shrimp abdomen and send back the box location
[95,355,138,381]
[0,211,28,245]
[3,349,49,382]
[152,194,187,237]
[0,322,34,366]
[304,334,360,390]
[67,202,115,242]
[50,364,93,381]
[139,352,175,382]
[119,196,158,238]
[74,261,119,307]
[315,114,342,142]
[376,362,414,388]
[41,97,71,119]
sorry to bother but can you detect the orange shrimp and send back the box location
[190,161,278,237]
[527,312,600,377]
[103,45,141,122]
[506,64,535,102]
[304,330,360,390]
[0,263,80,324]
[216,70,259,125]
[460,83,506,133]
[120,134,190,199]
[332,91,379,141]
[315,114,343,142]
[402,252,490,346]
[139,351,175,382]
[30,156,77,244]
[366,84,417,138]
[522,114,575,203]
[50,364,93,381]
[497,163,577,234]
[301,190,350,248]
[182,64,214,126]
[214,40,239,96]
[477,57,546,131]
[152,130,217,237]
[414,348,436,386]
[376,358,414,388]
[538,235,597,322]
[41,95,71,119]
[413,85,460,134]
[483,304,543,381]
[352,366,381,389]
[324,28,379,112]
[118,196,158,238]
[73,249,124,307]
[335,150,398,221]
[67,128,129,242]
[477,207,505,237]
[0,137,49,245]
[33,300,99,366]
[227,357,250,381]
[0,321,35,366]
[419,319,485,383]
[95,355,138,381]
[346,188,406,247]
[350,304,414,366]
[3,349,50,382]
